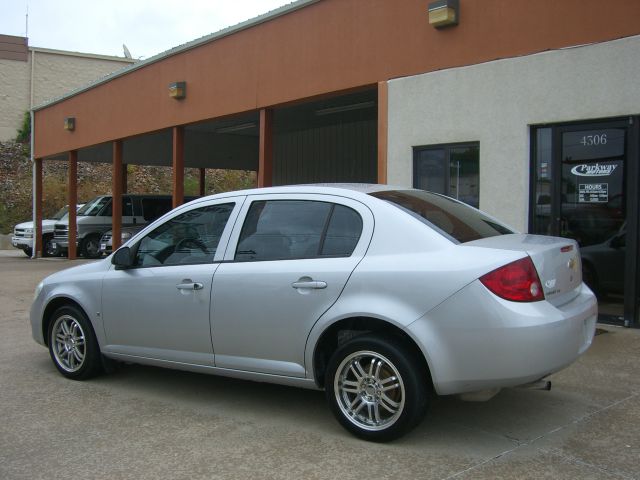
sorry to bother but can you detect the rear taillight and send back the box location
[480,256,544,302]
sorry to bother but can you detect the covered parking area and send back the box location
[31,0,639,258]
[33,85,381,257]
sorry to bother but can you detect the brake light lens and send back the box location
[480,256,544,302]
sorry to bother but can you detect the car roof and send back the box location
[194,183,405,202]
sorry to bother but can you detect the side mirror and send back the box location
[112,246,134,270]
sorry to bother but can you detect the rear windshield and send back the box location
[370,190,514,243]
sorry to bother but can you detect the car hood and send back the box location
[15,219,58,229]
[43,257,111,285]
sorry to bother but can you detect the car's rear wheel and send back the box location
[325,334,429,442]
[48,305,102,380]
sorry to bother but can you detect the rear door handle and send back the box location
[291,280,327,289]
[176,280,204,291]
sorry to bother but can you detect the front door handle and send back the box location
[176,280,204,291]
[291,280,327,289]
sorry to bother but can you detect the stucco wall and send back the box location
[0,49,133,141]
[387,35,640,232]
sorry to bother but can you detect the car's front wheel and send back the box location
[48,305,102,380]
[325,334,429,442]
[81,234,102,259]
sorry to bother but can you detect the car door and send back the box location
[211,193,373,377]
[101,198,243,365]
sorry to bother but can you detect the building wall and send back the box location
[387,35,640,232]
[0,57,31,140]
[0,45,134,141]
[33,0,640,159]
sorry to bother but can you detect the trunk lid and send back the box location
[465,234,583,306]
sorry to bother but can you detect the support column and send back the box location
[258,108,273,187]
[172,126,184,208]
[122,163,128,194]
[68,151,78,259]
[199,168,206,196]
[112,140,123,252]
[34,158,43,258]
[377,81,388,184]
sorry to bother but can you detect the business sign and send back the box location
[571,163,617,177]
[578,183,608,203]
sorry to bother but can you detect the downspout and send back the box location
[30,48,36,259]
[30,109,35,259]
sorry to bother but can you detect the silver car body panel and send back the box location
[30,185,598,396]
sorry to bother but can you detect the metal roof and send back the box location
[32,0,320,112]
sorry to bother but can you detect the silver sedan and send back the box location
[31,185,597,441]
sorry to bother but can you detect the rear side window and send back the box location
[235,200,363,262]
[370,190,513,243]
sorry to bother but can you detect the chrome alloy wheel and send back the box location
[334,351,405,431]
[51,315,86,372]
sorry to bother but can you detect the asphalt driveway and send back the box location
[1,251,638,479]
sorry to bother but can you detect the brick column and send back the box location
[173,126,185,208]
[68,151,78,259]
[258,109,273,187]
[112,140,123,251]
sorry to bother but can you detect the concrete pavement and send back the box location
[0,254,638,479]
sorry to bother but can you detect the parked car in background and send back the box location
[12,204,82,257]
[52,195,192,258]
[581,223,626,297]
[31,185,597,441]
[99,225,145,255]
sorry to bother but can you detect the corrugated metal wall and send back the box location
[273,118,377,185]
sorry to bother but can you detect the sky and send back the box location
[0,0,294,59]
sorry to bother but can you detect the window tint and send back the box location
[235,200,362,262]
[135,203,234,267]
[321,205,362,256]
[370,190,513,244]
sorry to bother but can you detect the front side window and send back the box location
[413,143,480,208]
[235,200,363,262]
[135,203,234,267]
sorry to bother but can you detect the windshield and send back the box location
[77,196,111,216]
[51,206,69,220]
[370,190,514,244]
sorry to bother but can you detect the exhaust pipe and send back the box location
[518,380,552,391]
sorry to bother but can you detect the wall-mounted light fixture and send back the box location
[428,0,458,28]
[169,81,186,99]
[63,117,75,131]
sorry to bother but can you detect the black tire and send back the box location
[81,234,102,259]
[22,247,33,257]
[47,305,103,380]
[325,334,429,442]
[43,234,57,257]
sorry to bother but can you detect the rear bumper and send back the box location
[406,281,597,396]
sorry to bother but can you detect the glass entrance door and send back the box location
[531,118,637,325]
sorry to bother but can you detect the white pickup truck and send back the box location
[12,205,81,257]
